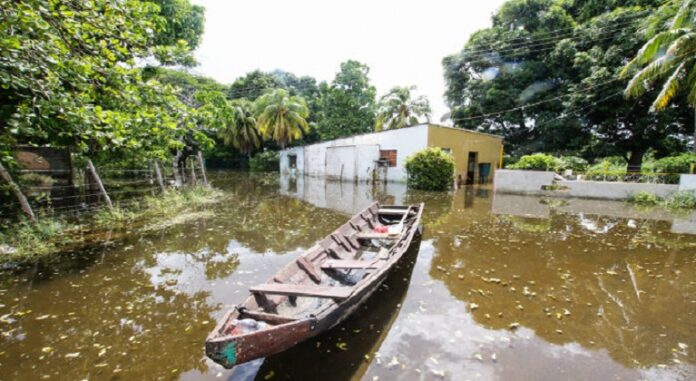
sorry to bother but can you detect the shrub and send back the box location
[653,153,696,174]
[663,191,696,210]
[585,159,626,181]
[557,156,588,172]
[249,151,280,172]
[508,153,558,171]
[404,147,454,191]
[628,191,661,206]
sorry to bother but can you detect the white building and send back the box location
[280,123,504,183]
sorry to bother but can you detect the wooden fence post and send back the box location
[153,160,165,193]
[196,151,208,187]
[86,159,113,210]
[189,157,197,185]
[0,163,36,222]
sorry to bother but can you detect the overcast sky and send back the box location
[189,0,506,122]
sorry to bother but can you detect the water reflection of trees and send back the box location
[428,208,696,368]
[0,248,218,380]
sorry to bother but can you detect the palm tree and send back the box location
[622,0,696,151]
[254,89,309,148]
[375,86,431,131]
[218,99,261,157]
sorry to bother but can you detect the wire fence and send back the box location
[1,155,208,222]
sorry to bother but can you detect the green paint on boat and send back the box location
[220,342,237,365]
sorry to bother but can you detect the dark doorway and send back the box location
[466,152,478,185]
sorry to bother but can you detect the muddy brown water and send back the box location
[0,172,695,381]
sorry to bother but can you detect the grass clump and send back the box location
[663,191,696,210]
[0,186,222,265]
[628,191,661,206]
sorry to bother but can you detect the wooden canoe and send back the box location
[205,202,424,368]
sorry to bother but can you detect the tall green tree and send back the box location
[443,0,691,165]
[622,0,696,152]
[375,86,431,131]
[0,0,207,164]
[254,89,309,148]
[228,70,283,100]
[222,100,261,157]
[316,60,376,140]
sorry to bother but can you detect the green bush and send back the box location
[249,151,280,172]
[653,153,696,174]
[585,159,626,181]
[628,191,661,206]
[507,153,558,171]
[557,156,588,172]
[404,147,454,191]
[664,191,696,210]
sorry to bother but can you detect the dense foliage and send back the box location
[508,153,559,171]
[375,86,431,131]
[0,0,207,164]
[404,148,455,191]
[316,60,377,140]
[443,0,692,166]
[249,151,280,172]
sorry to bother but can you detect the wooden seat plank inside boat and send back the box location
[378,208,409,215]
[356,232,398,240]
[321,259,380,270]
[250,283,353,299]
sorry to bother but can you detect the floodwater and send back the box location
[0,172,695,381]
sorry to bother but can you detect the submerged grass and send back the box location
[0,186,222,265]
[627,190,696,211]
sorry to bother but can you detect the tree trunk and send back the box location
[626,148,646,174]
[86,159,113,210]
[153,160,165,193]
[0,163,36,222]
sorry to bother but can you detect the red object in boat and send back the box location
[373,226,388,233]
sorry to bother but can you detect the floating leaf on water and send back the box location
[508,322,520,330]
[336,342,348,351]
[264,370,275,380]
[556,329,563,334]
[606,270,618,275]
[469,303,479,311]
[41,347,53,353]
[35,314,50,320]
[678,343,688,350]
[65,352,80,359]
[474,353,483,361]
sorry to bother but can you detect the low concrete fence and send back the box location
[494,170,695,200]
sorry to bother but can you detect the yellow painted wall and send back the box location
[427,124,503,184]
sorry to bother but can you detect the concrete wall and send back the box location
[679,174,696,192]
[427,125,503,183]
[280,146,304,176]
[282,124,430,182]
[494,169,682,200]
[554,180,679,200]
[493,169,555,194]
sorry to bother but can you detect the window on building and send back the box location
[288,154,297,169]
[379,150,397,167]
[441,148,452,154]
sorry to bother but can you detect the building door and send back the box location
[466,152,478,185]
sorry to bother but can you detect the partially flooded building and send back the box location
[279,124,503,184]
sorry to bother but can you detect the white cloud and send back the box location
[190,0,506,121]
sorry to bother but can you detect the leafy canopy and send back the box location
[375,86,431,131]
[316,60,377,140]
[254,89,310,149]
[0,0,206,164]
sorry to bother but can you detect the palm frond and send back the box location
[651,61,686,110]
[620,30,685,77]
[625,55,678,98]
